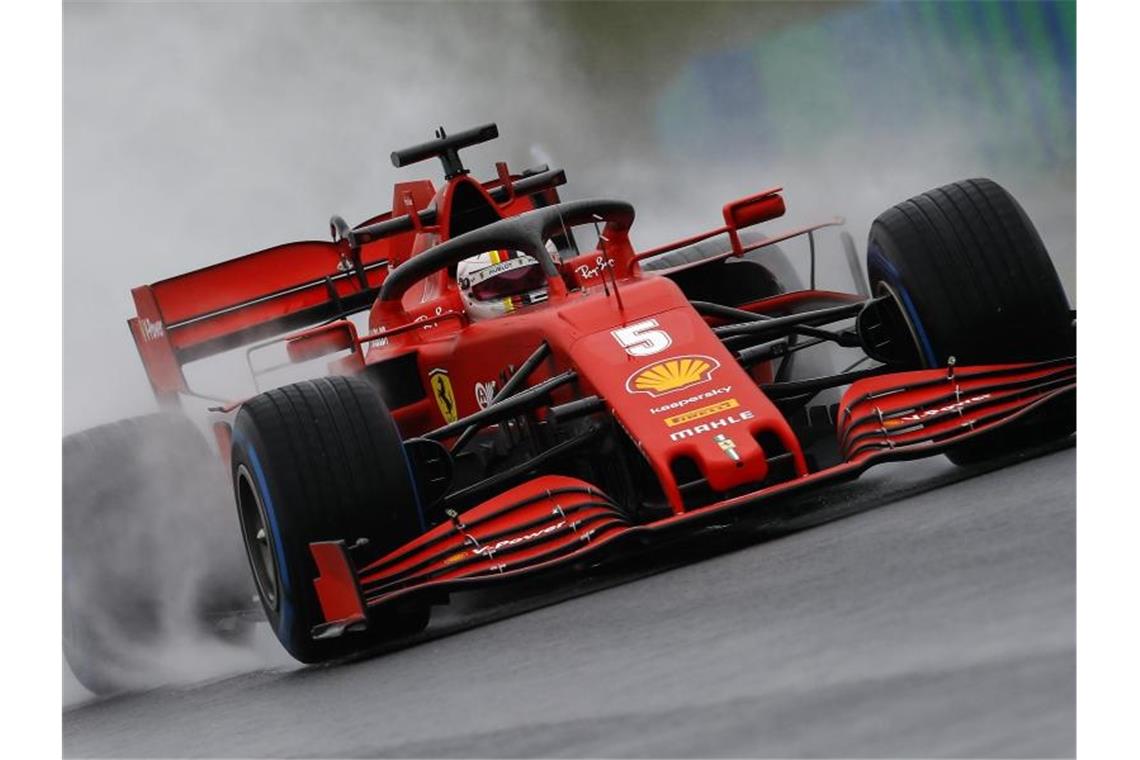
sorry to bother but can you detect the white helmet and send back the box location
[456,250,549,321]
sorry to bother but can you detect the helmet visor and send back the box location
[470,263,547,301]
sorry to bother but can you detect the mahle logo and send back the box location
[626,355,720,398]
[669,410,755,442]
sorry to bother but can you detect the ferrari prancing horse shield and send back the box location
[429,368,458,423]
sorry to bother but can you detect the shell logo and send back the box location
[626,355,721,397]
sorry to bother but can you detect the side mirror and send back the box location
[723,188,786,230]
[286,320,360,364]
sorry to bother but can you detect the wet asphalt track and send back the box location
[63,444,1075,758]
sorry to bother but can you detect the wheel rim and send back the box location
[235,464,279,611]
[874,279,932,369]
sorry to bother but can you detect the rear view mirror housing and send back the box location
[723,188,786,230]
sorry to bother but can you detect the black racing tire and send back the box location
[866,178,1075,464]
[63,413,252,695]
[230,375,429,664]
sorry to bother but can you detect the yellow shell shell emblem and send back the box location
[626,355,721,397]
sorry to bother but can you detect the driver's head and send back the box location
[457,249,548,321]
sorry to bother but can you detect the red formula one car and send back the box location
[64,124,1075,682]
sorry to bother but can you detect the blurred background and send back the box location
[64,0,1075,433]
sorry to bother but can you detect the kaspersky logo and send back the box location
[626,355,721,398]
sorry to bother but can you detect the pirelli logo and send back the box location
[664,398,740,428]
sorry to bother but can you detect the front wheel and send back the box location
[230,375,429,663]
[866,178,1075,464]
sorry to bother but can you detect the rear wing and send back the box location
[129,164,568,405]
[128,238,389,401]
[127,176,439,404]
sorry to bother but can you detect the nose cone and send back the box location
[566,296,804,512]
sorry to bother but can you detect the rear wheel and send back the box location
[230,375,429,663]
[866,178,1075,463]
[63,414,251,695]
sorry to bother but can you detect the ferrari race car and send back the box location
[64,124,1076,687]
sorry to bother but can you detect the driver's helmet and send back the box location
[456,249,548,321]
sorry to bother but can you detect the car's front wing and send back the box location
[309,358,1075,640]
